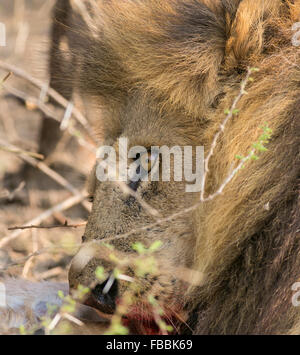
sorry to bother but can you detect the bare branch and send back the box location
[204,149,255,201]
[0,194,87,248]
[0,181,25,201]
[71,0,98,35]
[0,138,91,212]
[98,159,160,218]
[0,142,44,160]
[1,72,12,84]
[200,67,254,201]
[22,229,39,279]
[117,181,160,218]
[8,222,86,231]
[0,61,97,143]
[35,267,65,281]
[3,84,96,153]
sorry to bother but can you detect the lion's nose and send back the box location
[85,275,119,314]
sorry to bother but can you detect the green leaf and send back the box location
[19,325,27,335]
[149,240,163,252]
[148,295,157,305]
[57,290,65,299]
[95,266,105,281]
[113,268,121,278]
[166,325,174,332]
[132,242,146,254]
[113,324,129,335]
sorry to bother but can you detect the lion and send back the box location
[47,0,300,334]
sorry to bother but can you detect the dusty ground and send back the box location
[0,1,95,284]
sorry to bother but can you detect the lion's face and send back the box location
[68,97,200,328]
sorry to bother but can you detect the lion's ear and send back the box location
[224,0,282,69]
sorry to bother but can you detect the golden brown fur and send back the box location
[50,0,300,334]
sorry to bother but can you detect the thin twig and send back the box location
[22,229,38,279]
[3,84,96,153]
[35,267,64,281]
[62,313,84,327]
[71,0,98,35]
[0,61,96,143]
[118,181,160,218]
[0,247,64,271]
[47,313,62,333]
[98,159,160,218]
[0,194,87,248]
[0,138,91,212]
[0,181,25,201]
[204,150,255,202]
[8,222,86,231]
[200,67,254,201]
[0,143,44,160]
[1,72,12,84]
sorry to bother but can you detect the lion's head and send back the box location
[61,0,300,334]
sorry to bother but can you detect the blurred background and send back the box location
[0,0,95,283]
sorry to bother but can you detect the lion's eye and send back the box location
[136,150,159,176]
[140,151,158,174]
[128,150,159,191]
[88,195,94,203]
